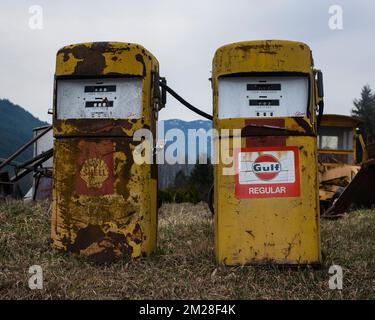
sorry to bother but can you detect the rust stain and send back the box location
[283,243,293,259]
[236,43,283,52]
[292,117,315,136]
[264,242,276,247]
[135,53,147,77]
[54,119,133,137]
[245,230,255,239]
[52,42,159,263]
[65,224,133,263]
[58,43,106,75]
[244,119,286,147]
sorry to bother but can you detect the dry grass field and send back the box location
[0,200,374,299]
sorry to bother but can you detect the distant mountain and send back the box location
[162,119,212,133]
[159,119,213,159]
[0,99,48,163]
[0,99,48,195]
[0,99,212,192]
[158,119,212,189]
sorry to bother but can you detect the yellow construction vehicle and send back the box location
[318,114,375,217]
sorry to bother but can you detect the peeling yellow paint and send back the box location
[212,40,321,266]
[51,42,159,263]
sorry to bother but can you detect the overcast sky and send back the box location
[0,0,374,123]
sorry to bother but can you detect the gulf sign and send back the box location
[235,146,300,199]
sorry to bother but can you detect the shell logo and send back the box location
[80,158,109,189]
[252,154,281,181]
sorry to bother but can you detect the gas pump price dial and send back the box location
[56,77,142,120]
[218,76,308,119]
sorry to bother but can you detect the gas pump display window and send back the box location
[56,78,142,119]
[218,76,309,119]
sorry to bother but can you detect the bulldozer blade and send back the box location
[323,159,375,217]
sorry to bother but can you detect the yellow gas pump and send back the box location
[51,42,160,263]
[212,40,323,265]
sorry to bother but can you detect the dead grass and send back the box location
[0,200,374,299]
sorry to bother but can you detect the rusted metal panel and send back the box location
[317,114,366,212]
[212,40,321,266]
[319,164,360,184]
[52,137,156,262]
[51,42,158,262]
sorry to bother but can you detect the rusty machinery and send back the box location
[0,126,53,199]
[211,40,324,265]
[318,114,362,213]
[318,115,375,217]
[51,42,164,262]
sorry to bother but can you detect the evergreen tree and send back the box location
[174,170,188,189]
[352,85,375,143]
[189,157,213,202]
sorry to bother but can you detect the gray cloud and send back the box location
[0,0,374,122]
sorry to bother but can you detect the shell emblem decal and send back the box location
[80,158,109,189]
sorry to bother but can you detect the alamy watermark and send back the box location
[132,126,241,176]
[328,5,343,30]
[28,5,43,30]
[28,265,43,290]
[328,264,343,290]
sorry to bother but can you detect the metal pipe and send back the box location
[16,148,53,169]
[10,151,53,183]
[0,125,52,171]
[0,158,19,167]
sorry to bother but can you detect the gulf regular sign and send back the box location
[235,146,300,199]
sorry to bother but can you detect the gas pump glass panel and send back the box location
[56,77,142,120]
[218,76,309,119]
